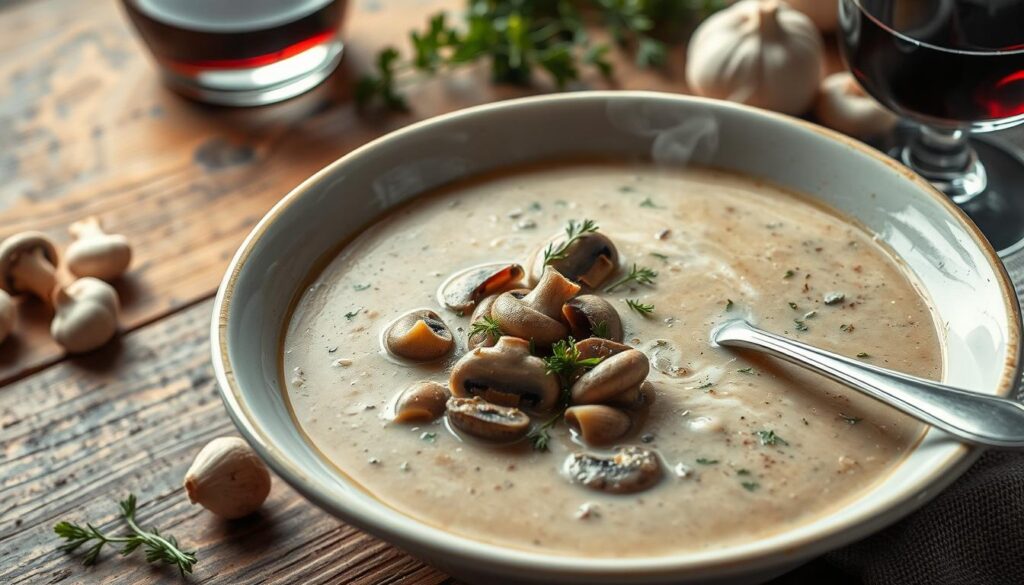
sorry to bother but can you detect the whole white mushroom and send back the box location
[66,216,132,281]
[51,277,120,354]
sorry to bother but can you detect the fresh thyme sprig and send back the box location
[54,494,197,575]
[626,299,654,315]
[606,263,658,292]
[529,337,604,451]
[543,219,599,265]
[469,316,502,343]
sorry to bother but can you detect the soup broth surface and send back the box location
[283,162,941,557]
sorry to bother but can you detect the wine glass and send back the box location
[838,0,1024,255]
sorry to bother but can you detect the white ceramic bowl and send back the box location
[212,92,1021,584]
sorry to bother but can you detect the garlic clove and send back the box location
[66,216,132,281]
[50,277,120,354]
[814,72,898,139]
[686,0,824,116]
[184,436,271,520]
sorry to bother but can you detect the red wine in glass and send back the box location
[121,0,348,106]
[839,0,1024,254]
[840,0,1024,129]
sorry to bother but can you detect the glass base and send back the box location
[159,38,344,107]
[958,136,1024,257]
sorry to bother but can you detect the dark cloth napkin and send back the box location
[770,236,1024,585]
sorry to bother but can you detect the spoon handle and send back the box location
[713,320,1024,449]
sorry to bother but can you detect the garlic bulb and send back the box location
[184,437,271,519]
[783,0,838,32]
[815,72,898,139]
[686,0,824,115]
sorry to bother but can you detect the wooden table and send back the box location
[2,1,1020,584]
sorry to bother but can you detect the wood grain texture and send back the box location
[0,299,453,584]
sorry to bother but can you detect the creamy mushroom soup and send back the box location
[282,161,941,557]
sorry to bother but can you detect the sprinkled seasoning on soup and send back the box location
[282,162,941,556]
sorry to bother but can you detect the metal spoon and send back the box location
[711,319,1024,449]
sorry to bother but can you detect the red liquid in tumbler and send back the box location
[122,0,347,74]
[840,0,1024,125]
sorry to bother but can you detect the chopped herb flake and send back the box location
[737,367,754,374]
[784,269,795,279]
[528,201,542,211]
[840,323,856,332]
[741,481,760,492]
[649,252,669,261]
[754,429,788,447]
[725,299,734,311]
[788,302,799,310]
[345,309,362,320]
[696,458,719,465]
[639,197,658,208]
[353,283,371,291]
[737,468,751,476]
[696,382,714,390]
[619,185,635,193]
[824,292,846,305]
[794,319,808,332]
[420,431,437,442]
[856,352,870,358]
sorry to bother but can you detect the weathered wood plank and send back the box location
[0,299,451,584]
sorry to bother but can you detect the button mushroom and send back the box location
[571,349,650,405]
[0,232,60,304]
[0,289,14,344]
[575,337,632,361]
[529,231,618,288]
[563,446,663,494]
[491,267,580,347]
[51,277,120,353]
[565,405,631,446]
[384,309,454,361]
[562,295,624,342]
[393,381,451,423]
[439,263,524,312]
[65,216,132,280]
[446,396,530,442]
[449,336,560,411]
[467,291,521,350]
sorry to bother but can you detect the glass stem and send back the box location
[901,125,987,205]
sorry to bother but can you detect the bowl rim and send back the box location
[211,91,1022,578]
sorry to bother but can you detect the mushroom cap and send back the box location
[0,232,58,295]
[446,396,531,442]
[449,336,560,412]
[528,232,619,288]
[563,446,663,494]
[384,309,454,362]
[562,295,624,342]
[571,349,650,405]
[439,263,524,312]
[0,289,14,343]
[565,405,631,446]
[50,277,119,353]
[575,337,632,361]
[491,291,568,347]
[66,223,132,281]
[393,381,451,423]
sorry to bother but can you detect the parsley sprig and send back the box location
[356,1,727,109]
[543,219,599,265]
[54,494,197,575]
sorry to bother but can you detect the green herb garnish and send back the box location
[856,352,870,358]
[606,263,658,292]
[639,197,659,208]
[54,494,197,575]
[544,337,603,381]
[528,412,561,452]
[784,269,795,279]
[353,283,371,291]
[469,316,502,343]
[592,321,610,339]
[754,429,788,447]
[543,219,599,265]
[741,481,760,492]
[696,458,719,465]
[788,302,799,310]
[725,299,734,311]
[649,252,669,261]
[345,309,362,320]
[737,367,754,374]
[737,468,751,476]
[794,319,808,332]
[420,431,438,442]
[626,299,654,315]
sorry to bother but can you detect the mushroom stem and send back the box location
[524,267,581,318]
[12,248,57,304]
